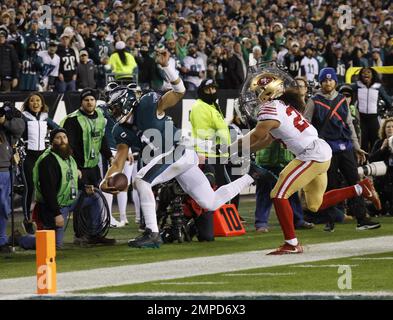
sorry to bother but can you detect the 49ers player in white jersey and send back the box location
[232,73,381,255]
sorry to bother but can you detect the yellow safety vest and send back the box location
[189,99,230,158]
[109,52,137,79]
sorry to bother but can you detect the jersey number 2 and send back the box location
[286,107,309,132]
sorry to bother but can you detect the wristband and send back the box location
[162,64,179,83]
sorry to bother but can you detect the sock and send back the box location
[117,191,128,220]
[273,198,296,241]
[135,180,159,232]
[103,192,115,220]
[285,238,298,246]
[319,185,358,211]
[132,189,141,223]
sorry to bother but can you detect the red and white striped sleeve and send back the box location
[257,101,281,122]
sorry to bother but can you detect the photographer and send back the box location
[368,117,393,215]
[0,102,25,253]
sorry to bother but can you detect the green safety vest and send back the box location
[255,140,295,168]
[189,99,231,158]
[33,148,78,207]
[62,108,106,168]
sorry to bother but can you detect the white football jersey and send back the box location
[257,100,332,162]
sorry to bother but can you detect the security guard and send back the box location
[190,79,231,185]
[62,88,113,187]
[189,79,232,241]
[17,128,79,249]
[61,88,115,245]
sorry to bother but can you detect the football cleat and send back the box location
[267,242,304,255]
[128,228,162,248]
[358,178,382,210]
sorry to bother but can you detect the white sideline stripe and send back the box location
[1,236,393,298]
[224,272,296,276]
[292,264,359,268]
[351,257,393,260]
[153,282,228,286]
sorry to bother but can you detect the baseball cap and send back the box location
[157,15,167,23]
[198,78,218,92]
[113,0,123,7]
[0,29,8,37]
[115,41,126,50]
[63,26,75,36]
[333,43,343,50]
[273,22,283,30]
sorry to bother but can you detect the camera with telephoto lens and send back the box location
[358,161,388,178]
[0,101,22,120]
[156,179,193,244]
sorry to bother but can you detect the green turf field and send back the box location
[1,196,392,283]
[84,251,393,294]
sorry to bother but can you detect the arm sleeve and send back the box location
[59,55,64,74]
[369,139,390,162]
[62,117,84,168]
[257,101,281,122]
[39,154,62,216]
[47,118,60,130]
[303,99,315,122]
[211,110,231,145]
[74,34,85,51]
[100,135,113,161]
[379,86,393,107]
[345,108,361,151]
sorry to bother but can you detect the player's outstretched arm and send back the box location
[249,120,279,152]
[100,143,129,194]
[156,49,186,114]
[229,120,278,156]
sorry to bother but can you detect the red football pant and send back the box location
[272,185,358,241]
[318,185,358,211]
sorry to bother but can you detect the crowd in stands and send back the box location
[0,0,392,93]
[1,0,393,249]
